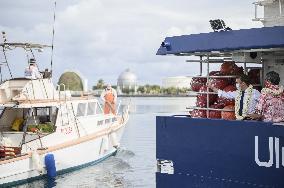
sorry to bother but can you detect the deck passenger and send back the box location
[24,59,42,79]
[42,68,52,79]
[209,74,260,120]
[248,71,284,122]
[100,84,117,114]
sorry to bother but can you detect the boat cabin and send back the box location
[0,41,120,160]
[0,106,57,132]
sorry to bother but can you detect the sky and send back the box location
[0,0,262,88]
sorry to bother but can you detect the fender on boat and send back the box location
[102,136,109,152]
[45,153,56,178]
[110,132,120,148]
[32,151,44,174]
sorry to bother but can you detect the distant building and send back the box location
[162,76,192,89]
[117,69,138,94]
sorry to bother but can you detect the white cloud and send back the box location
[0,0,263,87]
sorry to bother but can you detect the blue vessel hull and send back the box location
[156,116,284,188]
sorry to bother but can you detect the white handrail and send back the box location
[56,83,66,100]
[116,100,121,115]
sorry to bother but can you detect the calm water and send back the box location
[17,97,195,188]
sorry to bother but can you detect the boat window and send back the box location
[112,117,117,122]
[105,119,111,124]
[87,102,96,115]
[97,120,104,126]
[36,108,49,115]
[0,106,58,133]
[77,103,86,117]
[0,108,25,132]
[96,104,103,114]
[36,107,50,122]
[50,106,58,124]
[33,107,58,124]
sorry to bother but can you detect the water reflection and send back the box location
[45,177,57,188]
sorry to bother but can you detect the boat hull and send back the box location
[156,116,284,188]
[0,125,125,187]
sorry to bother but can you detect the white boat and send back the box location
[0,41,129,186]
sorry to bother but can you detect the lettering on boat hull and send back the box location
[255,136,283,168]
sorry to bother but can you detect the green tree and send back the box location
[96,79,104,89]
[58,72,83,91]
[122,88,135,94]
[150,85,161,94]
[144,84,151,94]
[122,88,129,94]
[137,86,146,94]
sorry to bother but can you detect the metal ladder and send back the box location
[57,84,71,126]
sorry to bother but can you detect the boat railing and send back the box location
[56,83,67,101]
[252,0,283,22]
[116,100,122,115]
[115,99,130,123]
[186,54,263,117]
[121,106,129,124]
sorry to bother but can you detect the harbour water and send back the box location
[17,97,195,188]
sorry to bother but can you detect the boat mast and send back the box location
[50,1,57,79]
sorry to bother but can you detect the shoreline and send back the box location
[92,94,195,98]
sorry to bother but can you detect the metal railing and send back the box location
[252,0,283,22]
[186,54,263,117]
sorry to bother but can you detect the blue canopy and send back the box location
[156,26,284,55]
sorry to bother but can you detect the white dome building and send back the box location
[117,69,138,94]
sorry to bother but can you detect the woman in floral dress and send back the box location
[249,71,284,123]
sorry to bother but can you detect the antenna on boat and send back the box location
[1,31,13,79]
[50,1,57,79]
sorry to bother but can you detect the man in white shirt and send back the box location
[100,84,117,114]
[24,59,42,79]
[209,74,261,120]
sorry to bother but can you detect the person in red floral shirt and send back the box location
[249,71,284,122]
